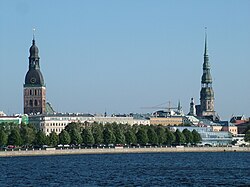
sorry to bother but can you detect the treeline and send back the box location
[0,122,202,147]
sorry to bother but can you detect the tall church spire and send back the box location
[198,29,218,121]
[204,28,208,56]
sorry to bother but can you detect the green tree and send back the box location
[35,130,48,146]
[174,129,186,145]
[49,131,59,146]
[114,127,126,144]
[82,128,95,145]
[125,128,137,145]
[192,129,202,144]
[147,126,158,145]
[70,128,83,145]
[136,127,148,145]
[8,128,22,146]
[165,128,175,145]
[0,129,8,146]
[156,126,166,145]
[182,128,193,144]
[92,123,104,144]
[59,130,71,145]
[65,122,81,134]
[244,130,250,142]
[20,124,36,146]
[103,127,116,144]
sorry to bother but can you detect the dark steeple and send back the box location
[25,35,44,86]
[23,32,46,115]
[201,31,212,84]
[198,29,218,121]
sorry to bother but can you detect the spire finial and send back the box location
[204,27,208,55]
[32,28,36,44]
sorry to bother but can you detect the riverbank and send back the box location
[0,146,249,157]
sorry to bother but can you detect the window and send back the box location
[29,100,33,107]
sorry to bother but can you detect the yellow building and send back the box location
[150,117,183,126]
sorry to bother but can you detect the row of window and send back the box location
[41,122,68,127]
[24,89,43,96]
[25,99,45,107]
[44,128,62,133]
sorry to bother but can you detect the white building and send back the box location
[29,113,95,135]
[29,113,150,135]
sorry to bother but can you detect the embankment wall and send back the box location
[0,146,249,157]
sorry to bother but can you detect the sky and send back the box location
[0,0,250,120]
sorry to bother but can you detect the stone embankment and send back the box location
[0,146,249,157]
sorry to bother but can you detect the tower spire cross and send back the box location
[204,27,208,55]
[32,28,36,42]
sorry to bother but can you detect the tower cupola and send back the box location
[29,39,39,59]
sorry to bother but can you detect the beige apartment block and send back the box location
[150,117,183,126]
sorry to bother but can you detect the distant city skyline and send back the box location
[0,1,250,120]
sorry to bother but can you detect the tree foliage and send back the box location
[182,128,193,144]
[165,128,175,145]
[20,124,36,146]
[244,130,250,142]
[125,128,137,145]
[103,127,116,144]
[136,127,149,145]
[35,130,48,146]
[8,128,22,146]
[0,129,8,146]
[0,122,204,147]
[192,129,202,144]
[82,128,94,145]
[49,131,59,146]
[59,130,71,145]
[147,126,158,144]
[114,126,126,144]
[92,123,104,144]
[174,129,186,145]
[156,126,166,145]
[70,128,83,145]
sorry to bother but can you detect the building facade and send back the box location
[24,36,46,115]
[0,114,29,125]
[150,116,184,126]
[29,113,95,135]
[170,126,232,146]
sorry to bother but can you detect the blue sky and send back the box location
[0,0,250,120]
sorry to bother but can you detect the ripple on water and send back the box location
[0,152,250,186]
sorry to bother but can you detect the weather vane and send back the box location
[33,28,36,40]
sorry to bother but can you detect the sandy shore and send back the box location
[0,146,249,157]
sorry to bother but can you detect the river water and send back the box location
[0,152,249,186]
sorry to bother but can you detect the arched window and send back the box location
[30,90,32,95]
[29,100,33,106]
[34,100,38,106]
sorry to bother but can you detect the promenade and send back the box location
[0,146,249,157]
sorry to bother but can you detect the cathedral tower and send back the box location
[198,31,218,120]
[23,35,46,114]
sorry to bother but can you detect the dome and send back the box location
[29,40,39,58]
[25,68,44,86]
